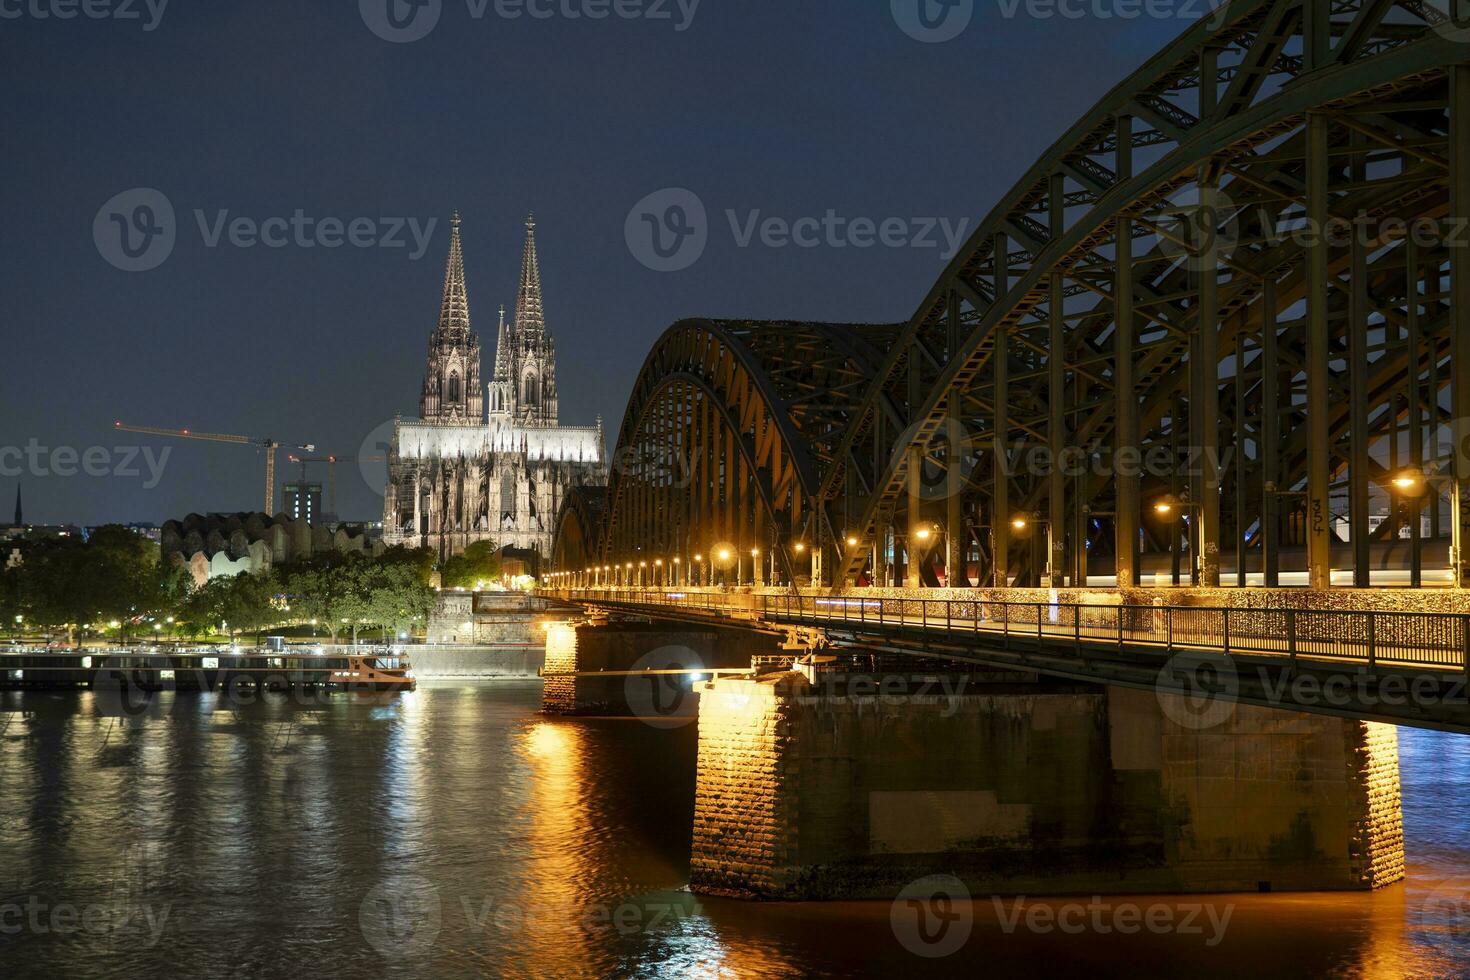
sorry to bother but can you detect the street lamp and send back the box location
[655,558,664,587]
[1008,512,1056,587]
[694,554,705,587]
[1391,467,1456,587]
[714,546,735,587]
[673,556,682,587]
[1154,493,1204,586]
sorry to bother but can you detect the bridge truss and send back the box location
[561,0,1470,594]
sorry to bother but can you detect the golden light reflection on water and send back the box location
[0,689,1466,977]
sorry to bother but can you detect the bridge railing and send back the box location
[542,588,1470,675]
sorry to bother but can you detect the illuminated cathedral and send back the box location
[383,214,606,560]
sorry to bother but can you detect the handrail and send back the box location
[539,587,1470,676]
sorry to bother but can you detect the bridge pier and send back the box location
[541,621,785,717]
[689,670,1403,899]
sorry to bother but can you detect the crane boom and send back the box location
[114,423,257,446]
[114,421,315,514]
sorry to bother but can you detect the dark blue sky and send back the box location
[0,1,1193,525]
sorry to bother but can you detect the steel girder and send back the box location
[597,318,895,583]
[820,0,1470,589]
[551,485,606,573]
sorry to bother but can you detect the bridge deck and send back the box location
[543,589,1470,733]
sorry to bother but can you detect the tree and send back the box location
[440,540,501,590]
[0,565,20,637]
[179,571,281,642]
[363,561,435,639]
[227,570,283,642]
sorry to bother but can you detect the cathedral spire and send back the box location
[420,211,483,422]
[437,210,471,337]
[513,213,545,339]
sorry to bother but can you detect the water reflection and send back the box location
[0,686,1467,978]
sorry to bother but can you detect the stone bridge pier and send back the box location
[541,620,787,718]
[689,670,1404,899]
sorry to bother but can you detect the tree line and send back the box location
[0,527,442,646]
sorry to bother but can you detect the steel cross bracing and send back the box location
[592,319,899,583]
[562,0,1470,596]
[815,0,1470,591]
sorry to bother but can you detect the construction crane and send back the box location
[287,454,384,522]
[114,421,315,515]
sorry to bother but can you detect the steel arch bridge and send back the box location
[557,0,1470,594]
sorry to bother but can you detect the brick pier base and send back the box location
[689,672,1404,899]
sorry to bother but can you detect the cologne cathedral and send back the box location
[383,214,607,561]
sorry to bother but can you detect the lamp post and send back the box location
[1008,513,1055,588]
[1392,467,1455,587]
[693,554,704,587]
[654,559,664,588]
[905,522,938,589]
[1154,493,1204,586]
[715,546,734,588]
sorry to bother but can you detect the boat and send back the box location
[328,651,417,692]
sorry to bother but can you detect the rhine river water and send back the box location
[1,682,1467,979]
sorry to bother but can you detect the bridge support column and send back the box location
[1306,110,1334,590]
[1452,64,1470,588]
[541,621,783,717]
[690,673,1403,899]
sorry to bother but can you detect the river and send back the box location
[0,683,1466,978]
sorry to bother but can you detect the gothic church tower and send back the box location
[509,214,558,427]
[420,212,483,422]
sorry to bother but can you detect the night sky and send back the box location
[1,2,1196,526]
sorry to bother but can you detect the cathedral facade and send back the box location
[383,214,606,561]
